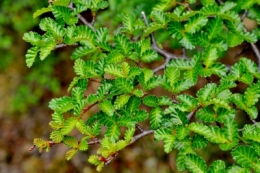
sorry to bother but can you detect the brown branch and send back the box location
[81,102,98,116]
[141,11,182,60]
[241,10,260,72]
[129,129,154,145]
[55,43,78,49]
[68,1,96,31]
[135,124,144,132]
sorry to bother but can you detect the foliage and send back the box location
[24,0,260,172]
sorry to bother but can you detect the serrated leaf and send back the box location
[50,130,64,143]
[115,34,131,55]
[185,14,208,34]
[206,17,223,40]
[79,138,88,151]
[192,135,207,149]
[184,154,207,173]
[61,118,77,135]
[99,100,114,116]
[114,94,130,110]
[25,47,39,67]
[168,21,183,39]
[65,149,77,160]
[140,50,158,63]
[63,136,78,148]
[208,160,226,173]
[143,95,158,107]
[189,123,229,143]
[33,6,52,18]
[104,64,124,77]
[231,146,258,167]
[150,107,163,129]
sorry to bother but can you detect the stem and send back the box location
[129,130,154,145]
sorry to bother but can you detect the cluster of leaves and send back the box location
[24,0,260,172]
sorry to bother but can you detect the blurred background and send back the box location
[0,0,259,173]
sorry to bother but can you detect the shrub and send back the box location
[24,0,260,172]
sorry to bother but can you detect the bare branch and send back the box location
[216,0,223,5]
[55,43,78,49]
[241,10,260,72]
[68,1,96,31]
[153,58,170,73]
[81,102,98,116]
[141,11,182,60]
[186,112,195,120]
[135,124,144,132]
[129,130,154,145]
[77,14,96,31]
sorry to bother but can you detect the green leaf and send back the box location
[197,83,217,104]
[185,14,208,34]
[200,5,219,15]
[33,6,52,18]
[231,146,258,167]
[74,59,86,76]
[23,31,42,46]
[242,124,260,142]
[63,136,78,148]
[105,124,120,142]
[115,34,131,55]
[49,96,75,113]
[52,0,70,6]
[154,128,175,153]
[142,23,163,38]
[206,17,223,40]
[134,110,148,122]
[50,130,64,143]
[168,21,183,39]
[196,107,215,123]
[189,123,229,143]
[176,125,189,140]
[151,10,169,25]
[184,154,207,173]
[114,78,134,93]
[227,165,250,173]
[143,95,158,107]
[99,100,114,116]
[140,50,158,63]
[244,83,260,107]
[127,96,141,113]
[192,135,207,149]
[79,138,89,151]
[208,160,226,173]
[105,64,124,77]
[114,94,130,110]
[165,66,180,87]
[122,13,136,34]
[124,127,135,143]
[61,118,77,135]
[177,94,199,112]
[40,40,56,60]
[25,47,39,67]
[106,51,124,63]
[71,46,96,60]
[150,107,163,129]
[180,34,195,49]
[65,149,77,160]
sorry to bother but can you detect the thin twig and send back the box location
[135,124,144,132]
[241,10,260,72]
[104,153,118,165]
[186,112,195,120]
[77,14,96,31]
[68,1,96,31]
[153,58,170,73]
[81,102,98,116]
[141,11,181,60]
[129,130,154,145]
[241,10,248,21]
[216,0,223,5]
[55,43,78,49]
